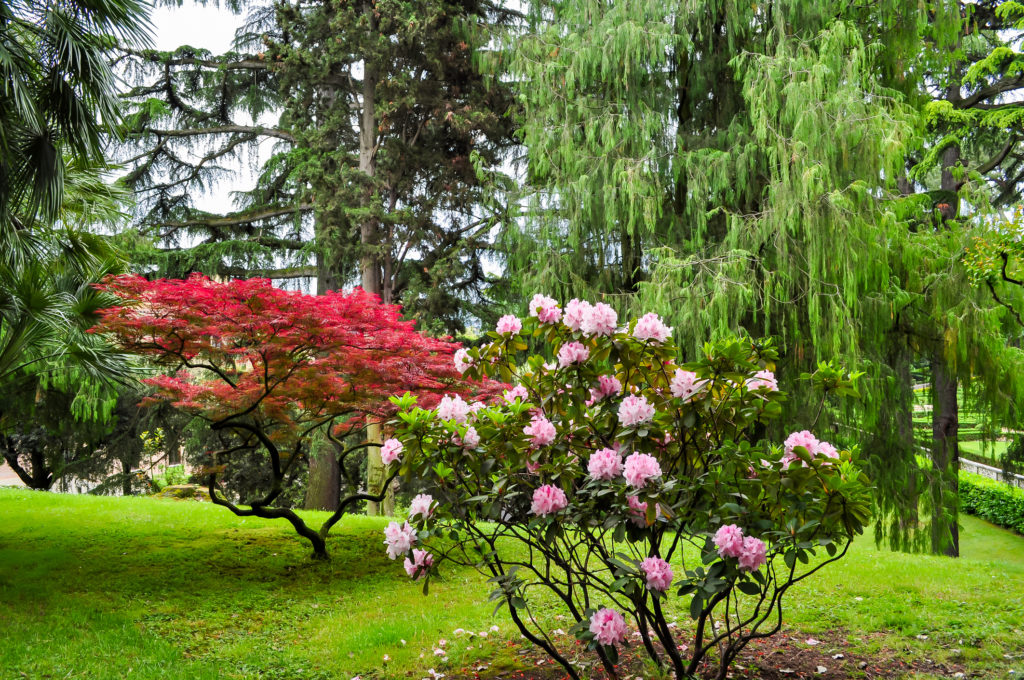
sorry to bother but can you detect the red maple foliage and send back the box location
[91,274,495,557]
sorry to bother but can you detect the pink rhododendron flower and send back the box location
[747,369,778,391]
[628,495,651,527]
[618,394,655,427]
[557,341,590,368]
[380,438,404,465]
[623,452,662,488]
[738,536,767,571]
[437,394,471,424]
[404,548,435,580]
[816,440,839,460]
[590,375,622,402]
[563,298,592,332]
[529,293,562,324]
[632,313,672,344]
[409,493,434,519]
[783,430,820,468]
[531,484,568,516]
[589,608,627,646]
[580,302,618,337]
[714,524,745,559]
[670,369,705,400]
[496,314,522,335]
[587,448,623,481]
[525,460,541,474]
[504,385,529,403]
[453,348,473,374]
[459,425,480,449]
[523,415,557,447]
[384,521,416,560]
[640,556,674,592]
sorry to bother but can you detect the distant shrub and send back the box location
[959,471,1024,534]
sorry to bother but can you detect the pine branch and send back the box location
[146,125,296,143]
[158,205,313,230]
[958,75,1024,109]
[120,47,270,71]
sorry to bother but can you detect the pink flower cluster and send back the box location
[496,314,522,335]
[557,341,590,368]
[529,294,562,324]
[589,608,627,646]
[623,452,662,488]
[587,448,623,481]
[531,484,568,516]
[632,313,672,344]
[589,375,622,403]
[504,385,529,403]
[628,495,652,527]
[437,394,471,424]
[384,521,416,560]
[457,425,480,449]
[640,556,674,592]
[580,302,617,337]
[562,299,589,331]
[714,524,767,571]
[782,430,840,467]
[524,414,557,447]
[404,548,434,580]
[670,369,705,401]
[618,394,655,427]
[409,493,434,519]
[380,438,403,465]
[453,348,473,374]
[748,369,778,391]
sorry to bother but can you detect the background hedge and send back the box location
[959,470,1024,534]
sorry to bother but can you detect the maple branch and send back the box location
[319,467,402,539]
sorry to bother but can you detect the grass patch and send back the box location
[1,489,1023,679]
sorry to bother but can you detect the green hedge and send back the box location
[959,471,1024,534]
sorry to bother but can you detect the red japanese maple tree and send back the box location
[92,274,492,558]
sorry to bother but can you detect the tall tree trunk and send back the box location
[930,356,960,557]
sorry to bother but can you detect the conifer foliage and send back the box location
[91,274,490,557]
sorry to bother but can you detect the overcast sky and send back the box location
[150,3,241,53]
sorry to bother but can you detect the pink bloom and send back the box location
[563,298,592,332]
[437,394,471,424]
[459,425,480,449]
[409,493,434,519]
[747,369,778,392]
[580,302,618,337]
[587,448,623,481]
[525,460,541,474]
[529,293,562,324]
[670,369,705,400]
[738,536,767,571]
[623,452,662,488]
[816,440,839,460]
[531,484,568,516]
[627,495,651,527]
[504,385,529,403]
[633,313,672,344]
[384,521,417,560]
[618,394,655,427]
[783,430,820,468]
[404,549,435,580]
[523,415,557,447]
[496,314,522,335]
[590,375,623,402]
[453,348,473,374]
[714,524,744,559]
[557,341,590,368]
[589,608,627,646]
[640,556,674,592]
[380,438,404,465]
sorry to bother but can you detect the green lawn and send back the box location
[1,489,1022,679]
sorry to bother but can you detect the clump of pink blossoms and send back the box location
[523,414,557,447]
[628,495,653,527]
[495,314,522,335]
[404,548,434,580]
[384,521,417,560]
[409,493,433,519]
[531,484,568,516]
[529,294,562,324]
[713,524,745,559]
[580,302,618,337]
[623,452,662,488]
[587,448,623,481]
[618,394,655,427]
[640,556,674,592]
[557,341,590,368]
[563,298,592,332]
[632,312,672,344]
[589,375,622,402]
[589,608,627,646]
[457,425,480,449]
[714,525,768,571]
[748,369,778,391]
[738,536,768,571]
[670,369,705,401]
[504,385,529,403]
[437,394,471,424]
[453,348,473,374]
[380,438,403,465]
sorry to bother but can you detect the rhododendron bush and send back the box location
[385,297,871,680]
[91,274,494,558]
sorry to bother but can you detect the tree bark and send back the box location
[930,357,960,557]
[303,435,340,511]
